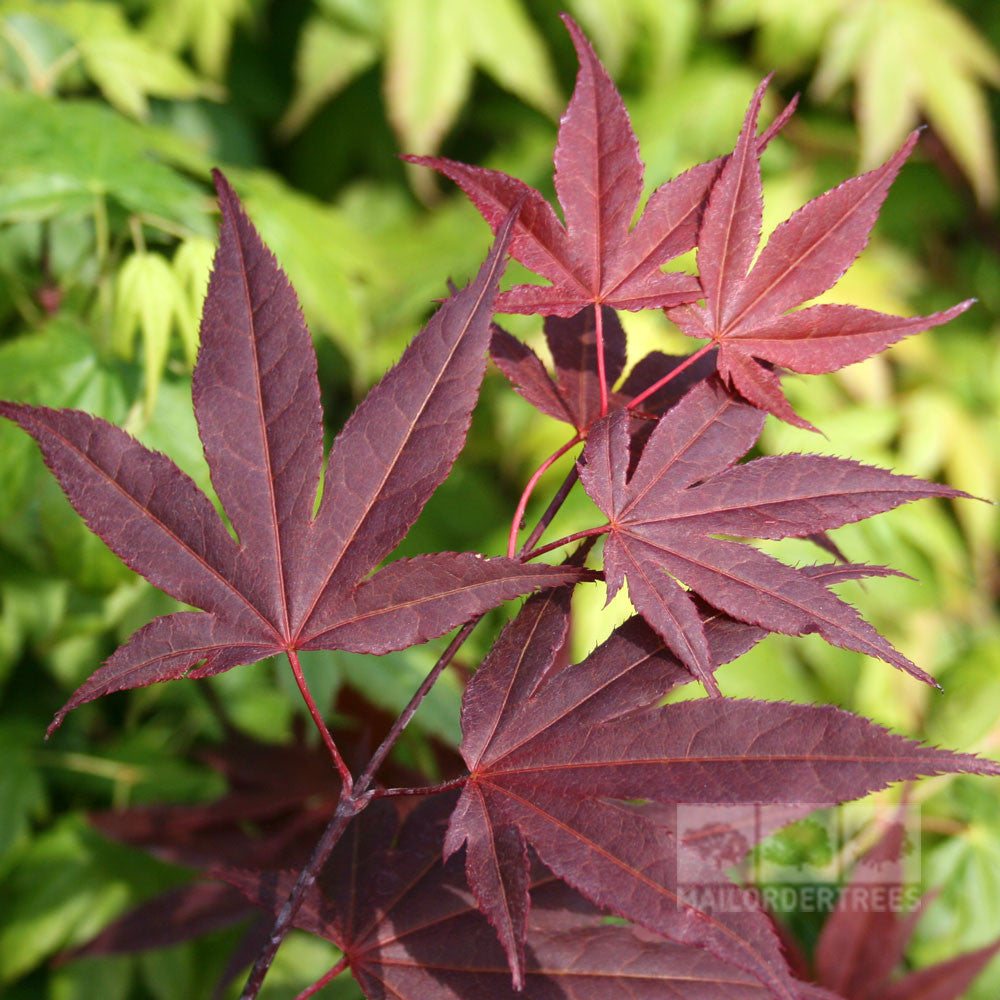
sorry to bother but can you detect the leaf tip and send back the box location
[210,166,236,205]
[558,11,587,44]
[45,709,67,740]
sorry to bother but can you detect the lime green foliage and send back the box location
[0,2,998,997]
[282,0,562,198]
[0,1,220,117]
[712,0,1000,203]
[141,0,253,81]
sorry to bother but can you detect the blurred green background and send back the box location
[0,0,998,997]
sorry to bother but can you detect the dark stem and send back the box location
[356,620,480,790]
[372,775,468,799]
[518,464,580,557]
[625,341,714,412]
[238,619,480,1000]
[286,649,353,793]
[292,957,350,1000]
[239,445,589,999]
[238,791,365,999]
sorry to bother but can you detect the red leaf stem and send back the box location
[595,302,609,417]
[521,525,611,563]
[291,957,349,1000]
[286,649,352,791]
[626,340,716,412]
[506,434,582,557]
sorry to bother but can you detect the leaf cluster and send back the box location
[1,7,1000,1000]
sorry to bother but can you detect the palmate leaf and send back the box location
[810,807,1000,1000]
[578,377,967,692]
[490,306,718,436]
[448,585,1000,998]
[223,793,802,999]
[667,79,972,429]
[69,705,460,998]
[810,0,1000,205]
[405,15,795,317]
[0,173,585,735]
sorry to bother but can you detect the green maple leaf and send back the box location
[712,0,1000,205]
[279,0,562,188]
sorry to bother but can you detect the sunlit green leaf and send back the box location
[0,819,135,982]
[170,236,214,365]
[141,0,252,80]
[285,0,560,175]
[0,92,207,227]
[113,251,187,414]
[817,0,1000,203]
[384,0,471,163]
[52,956,132,1000]
[0,1,220,118]
[278,15,378,138]
[234,170,378,377]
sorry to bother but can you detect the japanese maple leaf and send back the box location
[223,794,815,999]
[490,305,717,435]
[404,15,794,319]
[578,377,966,693]
[71,703,464,998]
[0,173,583,736]
[447,586,1000,998]
[666,79,973,429]
[810,809,1000,1000]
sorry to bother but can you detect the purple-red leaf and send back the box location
[194,171,324,634]
[880,939,1000,1000]
[814,810,918,999]
[490,324,573,426]
[491,307,717,448]
[47,613,279,736]
[667,86,972,426]
[224,795,802,999]
[0,403,261,630]
[2,174,588,733]
[405,17,792,318]
[811,807,1000,1000]
[579,378,966,687]
[300,553,587,654]
[451,584,999,997]
[64,882,258,959]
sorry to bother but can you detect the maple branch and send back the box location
[521,524,611,562]
[241,487,586,999]
[518,464,580,556]
[239,791,366,1000]
[238,620,482,1000]
[625,341,715,412]
[507,434,582,557]
[286,649,353,793]
[595,302,609,417]
[292,957,349,1000]
[358,619,481,788]
[372,775,468,798]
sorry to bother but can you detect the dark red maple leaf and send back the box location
[69,697,464,998]
[223,793,818,999]
[577,377,966,692]
[490,307,626,434]
[405,16,793,320]
[447,582,999,997]
[0,173,585,736]
[808,809,1000,1000]
[666,80,973,429]
[490,306,717,436]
